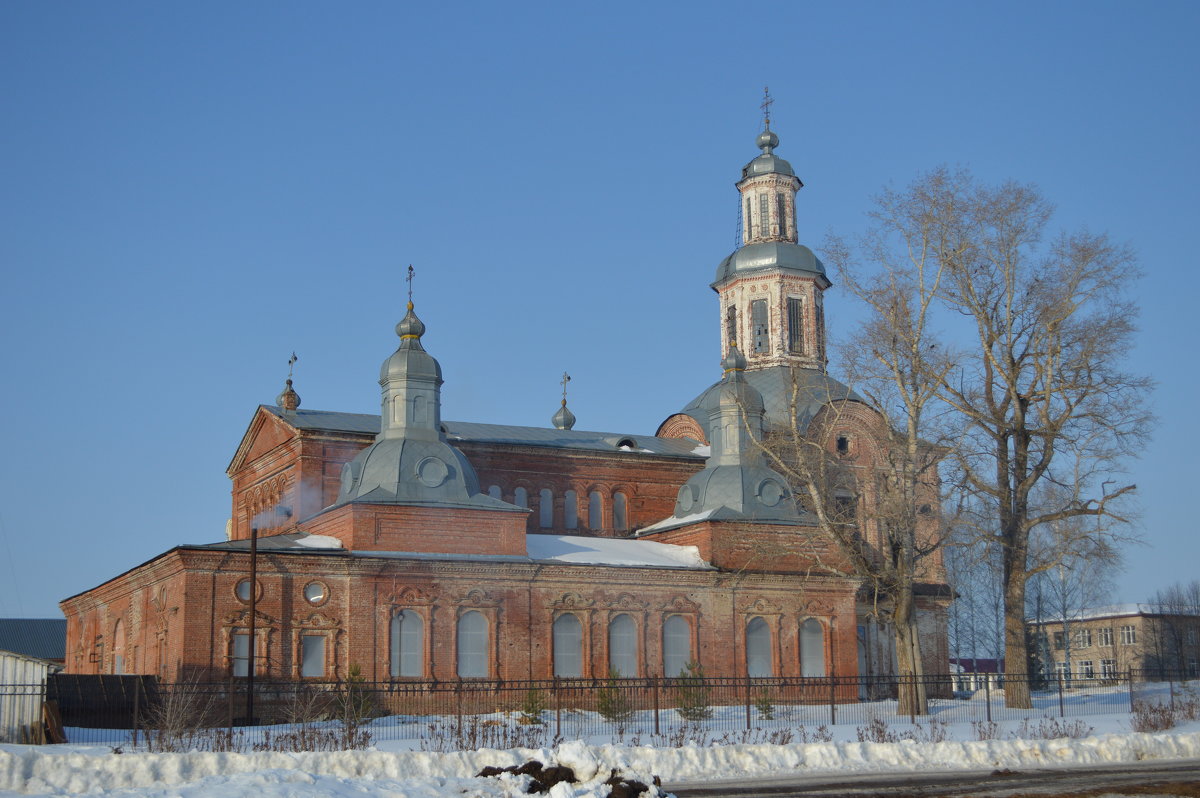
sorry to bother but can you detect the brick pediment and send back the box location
[228,407,296,475]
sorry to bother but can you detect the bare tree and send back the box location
[752,174,964,715]
[924,169,1153,708]
[1147,580,1200,676]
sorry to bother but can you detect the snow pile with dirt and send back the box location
[2,725,1200,797]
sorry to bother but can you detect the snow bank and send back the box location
[3,731,1200,796]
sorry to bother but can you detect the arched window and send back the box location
[390,609,424,678]
[553,614,583,677]
[457,611,488,678]
[746,617,772,677]
[608,614,637,677]
[663,615,692,677]
[800,618,826,677]
[488,485,502,500]
[588,491,603,530]
[112,620,125,675]
[613,492,628,532]
[539,489,554,529]
[564,490,578,530]
[514,487,528,508]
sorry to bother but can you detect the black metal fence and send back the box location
[4,670,1195,748]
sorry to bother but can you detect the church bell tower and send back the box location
[712,97,831,374]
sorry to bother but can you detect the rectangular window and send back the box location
[1078,660,1094,679]
[751,300,769,354]
[1076,628,1093,648]
[1099,627,1114,647]
[1121,625,1137,645]
[1101,659,1117,679]
[726,305,737,345]
[232,633,249,677]
[745,198,752,240]
[1054,661,1069,679]
[759,193,770,237]
[786,297,803,353]
[777,193,788,239]
[1187,629,1198,645]
[1053,632,1066,650]
[301,635,326,678]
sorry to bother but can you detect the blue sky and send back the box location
[1,2,1196,618]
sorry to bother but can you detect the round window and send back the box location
[304,582,327,605]
[236,579,254,602]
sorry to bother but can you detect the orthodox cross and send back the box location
[407,264,415,303]
[287,351,298,378]
[560,372,571,403]
[761,86,773,129]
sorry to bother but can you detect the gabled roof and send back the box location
[257,405,706,459]
[0,618,67,661]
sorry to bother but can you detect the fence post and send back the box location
[227,678,235,737]
[131,679,140,749]
[554,678,561,739]
[1169,673,1176,712]
[652,678,660,736]
[829,677,836,726]
[455,681,463,733]
[983,674,992,723]
[1057,673,1065,718]
[744,675,751,731]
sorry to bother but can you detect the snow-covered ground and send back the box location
[1,683,1198,797]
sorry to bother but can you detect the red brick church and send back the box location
[60,123,950,684]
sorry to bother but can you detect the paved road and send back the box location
[666,759,1200,796]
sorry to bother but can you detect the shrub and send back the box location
[674,661,713,722]
[596,671,635,729]
[518,688,547,726]
[753,689,775,720]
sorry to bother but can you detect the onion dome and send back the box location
[276,378,301,412]
[741,127,795,179]
[552,399,576,431]
[381,302,441,384]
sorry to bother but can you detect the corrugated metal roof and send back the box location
[0,619,66,661]
[264,406,705,459]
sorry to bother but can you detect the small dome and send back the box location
[552,400,576,430]
[721,343,747,374]
[395,302,426,340]
[380,303,441,384]
[756,129,780,152]
[716,368,765,418]
[715,241,827,285]
[275,378,301,411]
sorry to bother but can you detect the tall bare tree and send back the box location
[924,169,1153,708]
[753,172,963,715]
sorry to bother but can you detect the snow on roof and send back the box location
[1029,602,1200,624]
[524,534,710,569]
[636,509,717,534]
